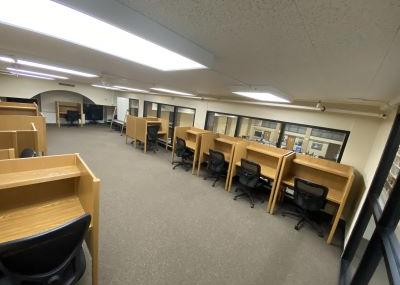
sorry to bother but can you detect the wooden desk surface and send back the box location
[282,177,342,204]
[0,195,88,243]
[246,145,282,158]
[186,140,196,150]
[292,158,349,178]
[235,161,276,179]
[0,165,81,190]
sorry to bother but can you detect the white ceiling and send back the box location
[0,0,399,104]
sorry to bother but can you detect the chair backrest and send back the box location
[0,214,91,284]
[238,159,261,188]
[66,110,80,121]
[208,149,225,173]
[294,178,328,211]
[175,138,187,157]
[20,148,37,158]
[147,125,160,141]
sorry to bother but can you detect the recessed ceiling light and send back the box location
[0,55,14,63]
[113,86,149,93]
[232,92,290,103]
[17,59,97,78]
[92,84,122,91]
[10,72,54,80]
[7,67,68,79]
[0,0,207,71]
[150,87,194,96]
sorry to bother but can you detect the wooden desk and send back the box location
[56,101,84,127]
[172,127,210,174]
[0,154,100,284]
[0,114,47,155]
[0,148,15,160]
[125,116,169,153]
[273,153,354,244]
[197,133,242,189]
[0,102,39,116]
[228,141,292,212]
[0,122,39,158]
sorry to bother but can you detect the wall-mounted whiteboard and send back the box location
[117,97,129,121]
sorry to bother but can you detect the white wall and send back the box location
[0,75,116,106]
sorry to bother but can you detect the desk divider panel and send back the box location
[0,102,39,116]
[125,115,137,143]
[0,154,100,284]
[0,115,47,155]
[0,148,15,160]
[273,153,354,244]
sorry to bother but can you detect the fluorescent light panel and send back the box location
[113,86,149,93]
[150,87,194,96]
[232,92,290,103]
[7,67,68,79]
[10,72,54,80]
[0,55,14,63]
[17,59,97,78]
[92,84,122,91]
[0,0,206,71]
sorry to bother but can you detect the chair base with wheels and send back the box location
[172,158,193,171]
[204,172,225,187]
[233,186,256,208]
[281,208,324,237]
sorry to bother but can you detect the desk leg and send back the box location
[327,203,344,244]
[266,180,278,213]
[125,135,128,144]
[269,184,282,214]
[192,149,198,175]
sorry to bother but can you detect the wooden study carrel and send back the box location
[0,154,100,284]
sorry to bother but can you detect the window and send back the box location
[340,113,400,285]
[129,99,139,116]
[205,112,238,136]
[144,101,158,117]
[237,117,282,146]
[280,123,348,162]
[143,101,196,146]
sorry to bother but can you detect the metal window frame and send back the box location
[203,110,350,162]
[340,113,400,285]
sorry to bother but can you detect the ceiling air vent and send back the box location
[58,82,75,87]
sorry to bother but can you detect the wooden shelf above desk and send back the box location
[282,177,342,204]
[246,145,283,158]
[292,158,350,178]
[215,137,236,145]
[186,140,196,150]
[0,195,87,244]
[0,165,81,190]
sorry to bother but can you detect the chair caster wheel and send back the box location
[233,197,237,200]
[318,233,324,238]
[295,225,300,231]
[251,205,254,208]
[281,214,286,217]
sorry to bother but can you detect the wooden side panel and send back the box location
[196,133,217,175]
[0,148,15,160]
[16,130,39,156]
[126,115,137,140]
[227,141,249,191]
[135,118,147,142]
[0,102,38,116]
[0,132,17,155]
[76,155,100,285]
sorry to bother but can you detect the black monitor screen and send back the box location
[84,104,103,121]
[254,130,263,138]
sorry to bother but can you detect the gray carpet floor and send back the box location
[47,124,342,285]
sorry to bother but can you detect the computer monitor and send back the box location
[84,104,103,121]
[254,130,263,138]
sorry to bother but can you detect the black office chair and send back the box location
[147,124,160,153]
[281,178,328,237]
[66,110,80,127]
[204,150,227,187]
[172,138,193,171]
[0,214,91,285]
[233,159,261,208]
[20,148,37,158]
